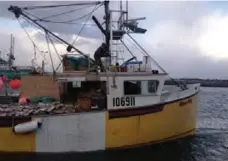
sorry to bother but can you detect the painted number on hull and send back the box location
[113,97,135,107]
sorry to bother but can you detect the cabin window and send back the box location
[124,81,141,95]
[148,80,159,93]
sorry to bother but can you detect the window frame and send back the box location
[123,80,142,95]
[147,80,159,94]
[123,80,160,96]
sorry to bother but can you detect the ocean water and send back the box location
[1,87,228,161]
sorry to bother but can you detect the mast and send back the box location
[8,34,15,68]
[126,0,128,23]
[104,0,110,52]
[119,0,124,30]
[104,0,112,67]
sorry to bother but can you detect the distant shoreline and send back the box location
[200,85,228,88]
[165,79,228,88]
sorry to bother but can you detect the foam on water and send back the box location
[197,117,228,129]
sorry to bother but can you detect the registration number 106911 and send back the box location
[112,96,135,107]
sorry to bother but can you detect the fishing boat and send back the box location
[0,34,33,100]
[0,1,200,153]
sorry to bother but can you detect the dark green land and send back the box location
[165,78,228,88]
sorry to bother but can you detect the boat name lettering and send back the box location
[112,96,135,107]
[179,99,192,106]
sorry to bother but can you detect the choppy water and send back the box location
[1,87,228,161]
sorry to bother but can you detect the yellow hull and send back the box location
[0,93,198,152]
[106,93,198,149]
[0,117,35,152]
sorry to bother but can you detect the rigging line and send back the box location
[18,18,51,69]
[54,4,100,71]
[120,39,137,60]
[48,35,63,72]
[31,57,42,68]
[111,24,143,57]
[48,35,62,62]
[22,17,69,48]
[38,5,94,21]
[22,1,102,10]
[12,6,95,63]
[17,19,46,61]
[21,17,72,67]
[45,32,55,73]
[61,7,100,23]
[21,16,69,59]
[124,36,146,56]
[55,52,71,71]
[22,10,40,20]
[115,41,124,63]
[17,17,64,71]
[116,40,127,62]
[34,19,98,26]
[124,33,147,56]
[39,3,102,24]
[23,9,98,26]
[127,33,187,90]
[127,34,166,73]
[21,17,45,36]
[55,62,62,72]
[71,4,100,46]
[131,35,159,57]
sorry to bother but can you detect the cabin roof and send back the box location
[45,71,167,77]
[44,72,168,82]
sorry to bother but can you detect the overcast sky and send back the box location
[1,1,228,79]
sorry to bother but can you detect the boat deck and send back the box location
[0,102,98,117]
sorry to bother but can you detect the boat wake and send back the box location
[196,117,228,130]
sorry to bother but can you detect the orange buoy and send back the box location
[0,75,7,83]
[19,97,27,105]
[9,79,21,89]
[0,79,3,92]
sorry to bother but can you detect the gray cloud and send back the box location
[1,1,102,39]
[3,1,121,39]
[1,1,228,78]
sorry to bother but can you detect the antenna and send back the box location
[8,34,15,68]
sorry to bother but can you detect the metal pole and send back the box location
[109,11,113,66]
[119,0,122,30]
[104,0,110,49]
[126,0,128,23]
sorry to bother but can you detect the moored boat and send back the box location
[0,34,33,99]
[0,1,201,153]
